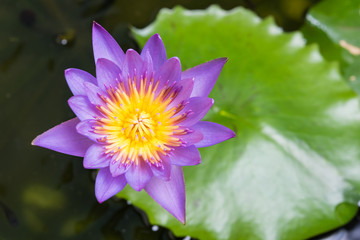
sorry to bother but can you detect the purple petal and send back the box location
[125,161,153,191]
[95,167,127,203]
[83,144,110,169]
[145,165,186,224]
[177,129,203,146]
[154,57,181,91]
[142,50,154,79]
[110,159,131,177]
[166,78,194,110]
[182,58,227,98]
[96,58,122,90]
[151,156,171,181]
[84,82,107,106]
[141,34,167,71]
[177,97,214,127]
[92,22,125,68]
[123,49,144,84]
[65,68,97,96]
[170,146,201,166]
[68,95,100,121]
[76,120,105,142]
[192,121,236,148]
[32,118,92,157]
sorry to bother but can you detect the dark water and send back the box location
[0,0,320,239]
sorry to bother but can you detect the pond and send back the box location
[4,0,359,239]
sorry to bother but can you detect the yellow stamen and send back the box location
[93,77,187,166]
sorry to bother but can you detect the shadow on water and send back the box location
[0,0,321,239]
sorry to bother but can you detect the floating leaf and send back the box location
[117,5,360,240]
[303,0,360,94]
[306,0,360,48]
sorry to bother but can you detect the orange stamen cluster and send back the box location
[93,76,188,167]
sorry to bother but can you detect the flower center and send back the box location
[93,77,188,166]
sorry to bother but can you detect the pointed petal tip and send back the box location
[145,166,186,224]
[184,57,228,97]
[226,127,236,139]
[30,118,93,157]
[31,131,48,148]
[31,137,39,146]
[141,33,167,71]
[96,196,104,204]
[67,97,73,106]
[151,33,162,40]
[95,193,109,204]
[64,68,73,79]
[219,57,228,62]
[92,21,125,67]
[170,199,186,225]
[92,21,105,34]
[92,21,102,28]
[95,168,127,203]
[31,134,51,147]
[173,210,186,224]
[180,216,186,225]
[213,57,228,67]
[125,48,137,54]
[163,56,181,66]
[65,68,97,96]
[171,56,180,63]
[64,68,71,75]
[193,121,236,148]
[125,49,142,58]
[95,189,108,203]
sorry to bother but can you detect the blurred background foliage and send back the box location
[1,0,360,239]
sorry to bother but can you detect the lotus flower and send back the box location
[32,22,235,223]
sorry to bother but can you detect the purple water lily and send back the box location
[32,22,235,223]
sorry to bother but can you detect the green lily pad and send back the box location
[306,0,360,47]
[303,0,360,94]
[116,5,360,240]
